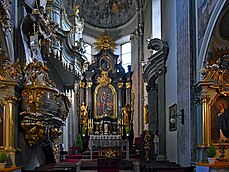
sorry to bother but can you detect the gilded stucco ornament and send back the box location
[97,71,112,86]
[0,47,21,81]
[95,32,116,51]
[20,59,70,146]
[200,47,229,94]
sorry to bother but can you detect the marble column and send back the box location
[147,84,158,134]
[156,72,167,161]
[86,81,93,118]
[143,38,169,161]
[79,81,86,105]
[118,82,124,119]
[126,82,132,106]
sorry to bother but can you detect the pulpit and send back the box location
[78,32,134,155]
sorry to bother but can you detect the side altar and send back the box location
[78,32,134,157]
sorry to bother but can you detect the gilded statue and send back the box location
[122,103,131,124]
[144,104,149,124]
[80,102,89,126]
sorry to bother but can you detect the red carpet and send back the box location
[65,154,82,159]
[61,158,80,162]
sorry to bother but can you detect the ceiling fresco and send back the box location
[75,0,137,28]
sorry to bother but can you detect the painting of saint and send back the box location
[211,96,229,142]
[96,86,113,117]
[100,57,111,71]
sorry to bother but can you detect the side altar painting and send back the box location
[78,32,134,156]
[211,96,229,142]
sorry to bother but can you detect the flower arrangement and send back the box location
[207,142,216,158]
[0,150,6,163]
[76,133,83,150]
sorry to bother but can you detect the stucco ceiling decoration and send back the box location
[76,0,136,28]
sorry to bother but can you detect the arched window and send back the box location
[84,43,92,63]
[121,42,131,72]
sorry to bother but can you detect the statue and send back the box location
[80,102,89,126]
[122,103,131,124]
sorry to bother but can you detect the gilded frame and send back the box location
[169,103,177,131]
[210,95,229,142]
[94,84,117,119]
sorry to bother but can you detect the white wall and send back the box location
[162,0,178,163]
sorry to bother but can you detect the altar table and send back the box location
[89,135,123,159]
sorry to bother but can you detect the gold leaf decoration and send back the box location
[97,71,112,86]
[95,32,116,51]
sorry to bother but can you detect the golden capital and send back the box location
[80,81,86,88]
[118,83,123,88]
[4,96,17,102]
[126,82,131,89]
[86,82,93,88]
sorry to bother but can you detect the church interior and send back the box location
[0,0,229,172]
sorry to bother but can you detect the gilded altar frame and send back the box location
[94,84,117,119]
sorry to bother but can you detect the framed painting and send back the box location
[169,103,177,131]
[94,85,117,119]
[211,96,229,142]
[100,56,111,71]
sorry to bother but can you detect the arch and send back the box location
[197,0,226,81]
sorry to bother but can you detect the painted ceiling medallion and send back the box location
[95,32,116,51]
[75,0,136,28]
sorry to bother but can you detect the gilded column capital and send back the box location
[86,82,93,88]
[118,82,124,88]
[79,81,86,88]
[126,82,131,89]
[4,96,17,102]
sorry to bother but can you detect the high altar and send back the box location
[78,32,134,157]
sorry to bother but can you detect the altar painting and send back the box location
[94,85,116,118]
[211,96,229,142]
